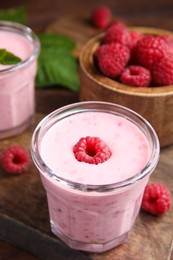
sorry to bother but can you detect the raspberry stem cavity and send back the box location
[73,136,111,165]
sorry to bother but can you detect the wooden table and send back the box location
[1,1,173,259]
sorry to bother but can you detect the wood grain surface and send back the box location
[0,1,173,259]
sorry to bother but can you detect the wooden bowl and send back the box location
[79,27,173,147]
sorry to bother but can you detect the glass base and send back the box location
[0,115,34,139]
[51,221,128,253]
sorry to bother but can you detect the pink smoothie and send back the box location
[31,102,159,253]
[0,24,40,138]
[40,112,150,185]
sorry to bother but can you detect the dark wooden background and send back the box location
[2,0,173,33]
[1,0,173,259]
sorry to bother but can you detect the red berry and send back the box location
[91,5,111,29]
[1,145,30,174]
[73,136,111,165]
[104,22,131,48]
[152,56,173,86]
[95,43,130,78]
[135,35,168,69]
[128,32,144,65]
[106,20,126,31]
[129,31,144,50]
[93,44,108,64]
[141,183,172,215]
[159,34,173,46]
[158,35,173,57]
[120,65,151,87]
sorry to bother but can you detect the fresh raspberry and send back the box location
[129,31,144,50]
[120,65,151,87]
[95,43,130,78]
[135,35,168,69]
[1,145,30,174]
[91,5,112,29]
[124,32,144,65]
[73,136,111,165]
[159,34,173,56]
[106,20,126,31]
[152,56,173,86]
[141,183,172,215]
[159,34,173,46]
[94,43,121,65]
[93,44,108,64]
[104,22,131,48]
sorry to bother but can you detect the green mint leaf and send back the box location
[36,47,79,91]
[0,49,22,65]
[0,6,27,24]
[36,33,79,91]
[38,33,75,50]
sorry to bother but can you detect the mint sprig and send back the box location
[36,33,79,91]
[0,49,21,65]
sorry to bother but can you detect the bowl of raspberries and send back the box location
[79,20,173,147]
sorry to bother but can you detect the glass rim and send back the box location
[0,20,40,74]
[31,101,160,192]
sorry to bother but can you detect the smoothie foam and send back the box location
[40,111,150,185]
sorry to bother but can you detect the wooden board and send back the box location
[0,15,173,259]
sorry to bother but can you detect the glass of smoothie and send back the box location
[0,21,40,139]
[31,101,160,253]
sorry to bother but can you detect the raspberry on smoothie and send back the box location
[73,136,111,164]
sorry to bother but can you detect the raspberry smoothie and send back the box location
[0,21,40,139]
[31,101,160,253]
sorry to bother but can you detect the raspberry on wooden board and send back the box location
[91,5,112,29]
[1,145,30,174]
[141,183,172,215]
